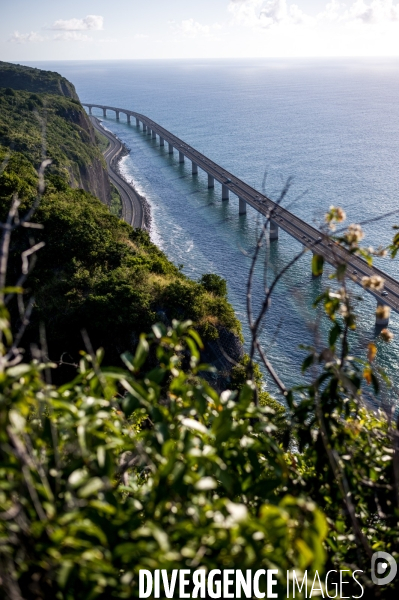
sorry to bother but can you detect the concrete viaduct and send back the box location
[84,103,399,327]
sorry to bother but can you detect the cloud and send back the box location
[50,15,103,31]
[53,32,93,42]
[170,18,222,38]
[317,0,343,22]
[228,0,399,29]
[346,0,399,23]
[8,31,44,43]
[228,0,315,28]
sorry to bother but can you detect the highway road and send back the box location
[85,105,399,316]
[90,116,144,229]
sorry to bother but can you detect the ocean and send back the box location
[25,58,399,405]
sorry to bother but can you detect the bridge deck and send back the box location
[84,104,399,316]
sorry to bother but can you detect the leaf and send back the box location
[185,336,199,361]
[335,265,347,283]
[363,367,372,385]
[1,286,24,294]
[152,323,166,339]
[6,364,32,378]
[8,410,26,432]
[370,370,380,394]
[188,328,204,350]
[329,323,341,347]
[302,354,314,373]
[88,500,117,515]
[132,334,149,370]
[312,254,324,277]
[78,477,105,498]
[181,418,209,436]
[367,343,377,363]
[195,477,217,490]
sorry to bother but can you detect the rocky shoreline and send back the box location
[114,147,152,232]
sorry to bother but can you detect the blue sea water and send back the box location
[25,59,399,404]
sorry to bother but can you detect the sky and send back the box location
[1,0,399,61]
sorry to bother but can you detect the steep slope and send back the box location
[0,86,111,205]
[0,64,242,381]
[0,60,79,99]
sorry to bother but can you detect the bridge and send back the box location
[83,103,399,327]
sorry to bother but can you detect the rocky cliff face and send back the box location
[0,62,111,207]
[56,104,112,206]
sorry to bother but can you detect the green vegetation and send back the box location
[0,61,78,98]
[0,309,397,598]
[0,148,241,376]
[94,127,110,154]
[0,86,110,203]
[0,320,326,599]
[1,62,398,599]
[110,183,123,218]
[0,62,241,379]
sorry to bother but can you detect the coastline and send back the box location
[90,116,151,231]
[113,142,152,232]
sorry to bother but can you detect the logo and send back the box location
[371,551,397,585]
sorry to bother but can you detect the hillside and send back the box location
[0,60,78,99]
[0,63,242,380]
[0,85,111,205]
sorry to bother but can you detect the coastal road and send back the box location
[85,105,399,317]
[90,116,144,229]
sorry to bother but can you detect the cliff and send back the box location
[0,63,243,382]
[0,61,79,99]
[0,62,111,205]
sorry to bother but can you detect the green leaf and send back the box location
[78,477,105,498]
[329,323,341,347]
[336,262,347,280]
[132,334,149,370]
[312,254,324,277]
[302,354,314,373]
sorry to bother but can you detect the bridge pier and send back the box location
[239,197,247,215]
[179,151,185,163]
[127,114,131,124]
[88,106,92,115]
[208,174,214,189]
[152,130,156,139]
[270,219,279,241]
[168,143,173,154]
[192,162,198,175]
[143,124,147,132]
[376,303,390,326]
[222,184,229,200]
[115,111,120,120]
[136,118,140,127]
[160,137,164,147]
[147,128,151,136]
[103,108,107,117]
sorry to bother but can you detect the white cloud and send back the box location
[53,32,93,42]
[228,0,315,28]
[346,0,399,23]
[8,31,44,44]
[317,0,343,22]
[228,0,399,29]
[50,15,103,31]
[318,0,399,24]
[170,18,222,38]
